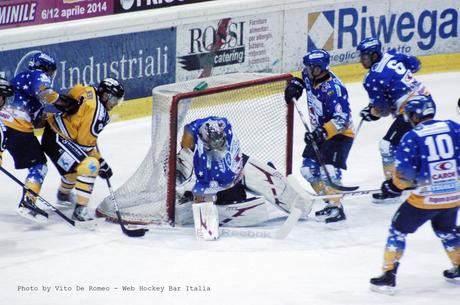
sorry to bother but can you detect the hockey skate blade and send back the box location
[74,217,105,230]
[272,208,301,239]
[444,278,460,285]
[370,284,396,295]
[16,208,48,224]
[372,197,401,205]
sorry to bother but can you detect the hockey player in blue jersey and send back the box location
[357,37,433,204]
[0,77,15,167]
[370,96,460,294]
[284,49,354,223]
[0,52,74,223]
[176,116,310,240]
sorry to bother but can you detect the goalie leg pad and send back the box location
[218,197,269,227]
[192,201,219,241]
[244,157,312,217]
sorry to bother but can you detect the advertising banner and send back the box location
[0,0,114,30]
[283,0,460,70]
[176,12,283,82]
[114,0,214,14]
[0,28,176,100]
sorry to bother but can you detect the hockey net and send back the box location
[96,73,294,225]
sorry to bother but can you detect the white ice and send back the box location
[0,72,459,305]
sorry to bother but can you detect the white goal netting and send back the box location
[96,73,293,225]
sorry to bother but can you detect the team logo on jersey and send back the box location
[429,159,457,194]
[433,161,454,171]
[307,11,334,52]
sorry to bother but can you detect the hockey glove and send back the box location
[457,98,460,108]
[54,94,83,115]
[381,179,402,198]
[99,158,113,179]
[304,127,327,145]
[284,77,305,104]
[360,104,380,121]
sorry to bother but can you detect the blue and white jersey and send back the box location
[301,70,354,138]
[394,119,460,209]
[0,119,5,152]
[1,69,58,132]
[363,49,427,116]
[184,116,244,197]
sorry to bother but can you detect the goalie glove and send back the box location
[284,77,305,104]
[54,94,83,115]
[98,158,113,179]
[360,104,380,121]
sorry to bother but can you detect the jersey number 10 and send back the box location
[425,134,454,162]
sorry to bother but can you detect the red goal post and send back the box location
[96,73,294,225]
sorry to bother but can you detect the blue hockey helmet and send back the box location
[28,52,57,76]
[303,49,330,71]
[403,95,436,125]
[357,37,382,56]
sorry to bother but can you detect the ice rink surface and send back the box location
[0,72,459,305]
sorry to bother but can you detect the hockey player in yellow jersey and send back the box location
[41,78,125,221]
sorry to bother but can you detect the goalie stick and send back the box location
[150,207,301,240]
[105,178,148,238]
[292,97,359,191]
[0,166,102,230]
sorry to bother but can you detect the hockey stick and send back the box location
[292,98,359,191]
[0,166,102,230]
[355,118,364,138]
[105,178,148,237]
[287,175,379,201]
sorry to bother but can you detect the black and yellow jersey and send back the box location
[46,84,109,159]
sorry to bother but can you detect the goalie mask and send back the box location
[198,120,227,155]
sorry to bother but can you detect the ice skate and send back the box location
[56,190,76,207]
[370,262,399,295]
[17,195,48,224]
[72,205,94,222]
[315,205,346,223]
[443,265,460,284]
[372,192,401,204]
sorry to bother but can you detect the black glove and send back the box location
[457,98,460,108]
[304,127,327,145]
[99,158,113,179]
[54,94,83,115]
[381,179,402,198]
[284,77,305,104]
[360,104,380,121]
